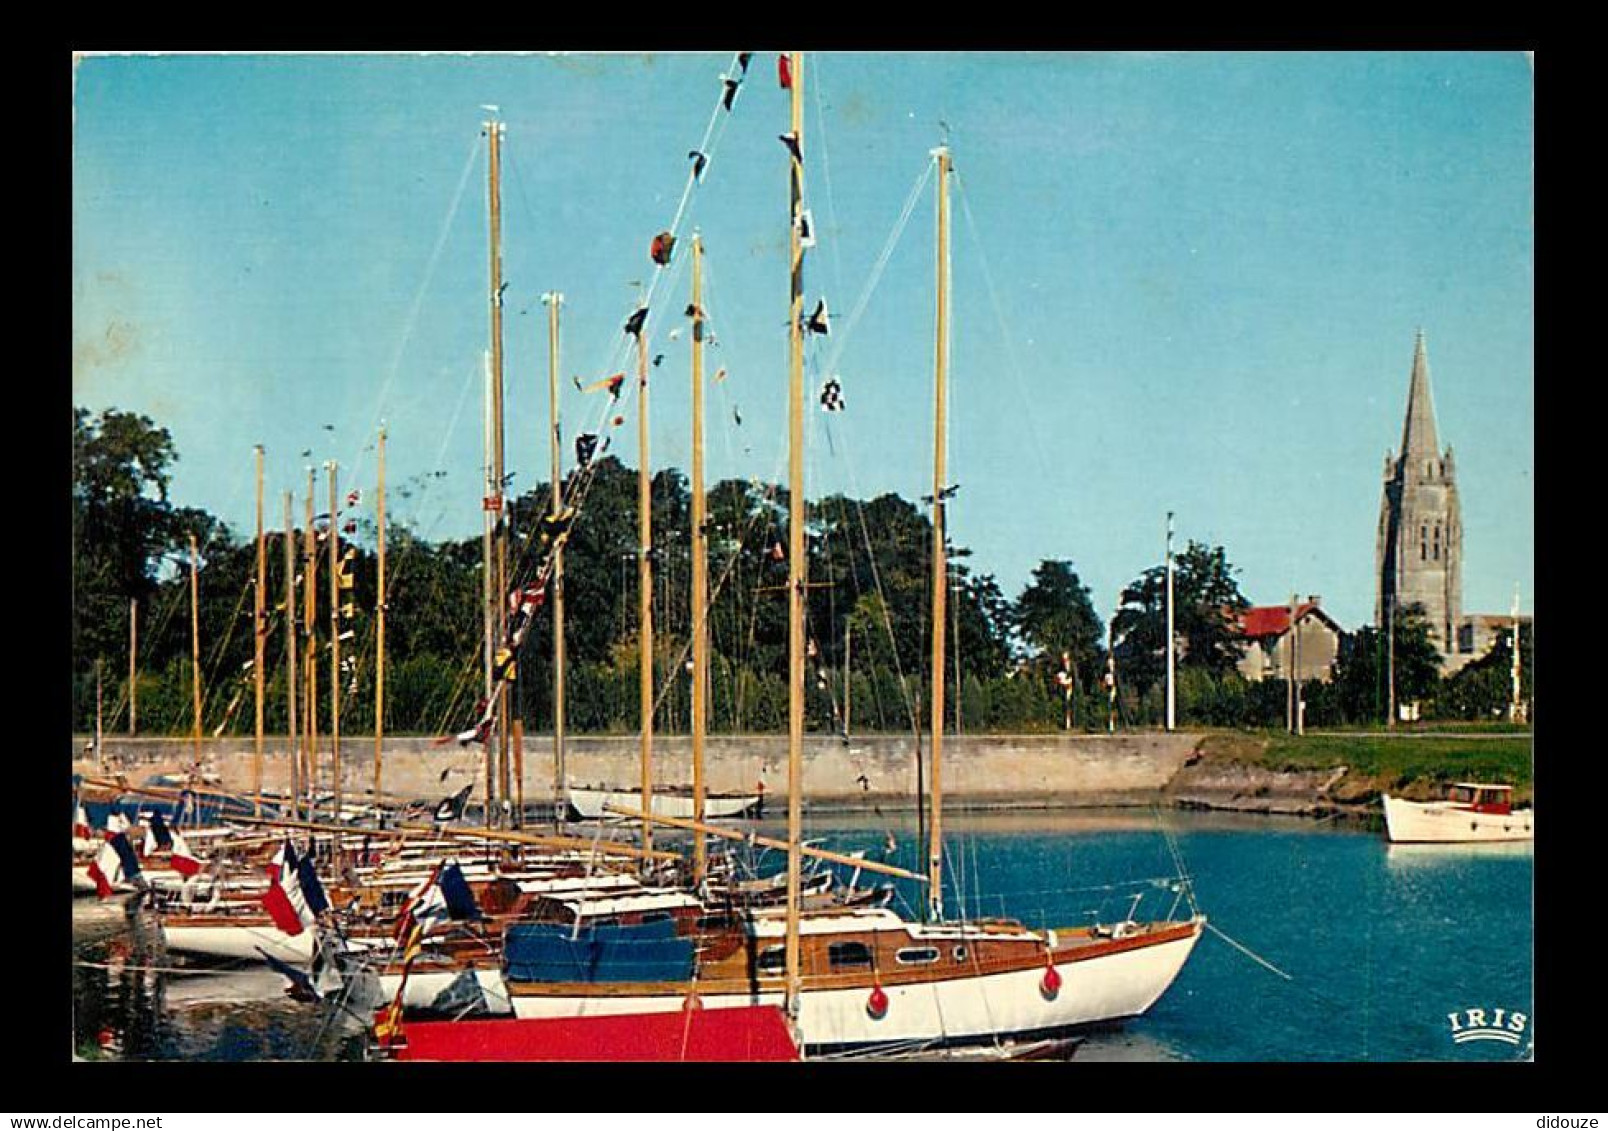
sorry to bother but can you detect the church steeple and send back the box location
[1400,327,1441,462]
[1375,328,1463,659]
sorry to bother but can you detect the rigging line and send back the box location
[819,158,934,379]
[808,54,848,311]
[835,433,920,733]
[953,174,1052,478]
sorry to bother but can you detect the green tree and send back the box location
[1111,540,1249,702]
[1012,559,1105,689]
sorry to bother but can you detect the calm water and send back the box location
[71,810,1532,1062]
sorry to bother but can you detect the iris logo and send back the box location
[1447,1006,1527,1045]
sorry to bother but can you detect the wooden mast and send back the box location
[783,48,806,1031]
[128,598,137,735]
[254,445,266,815]
[486,113,511,828]
[690,232,708,883]
[188,532,203,788]
[375,426,387,808]
[328,462,342,821]
[284,491,299,821]
[543,290,567,825]
[927,143,951,923]
[94,660,103,771]
[637,309,655,863]
[303,469,318,817]
[481,353,496,820]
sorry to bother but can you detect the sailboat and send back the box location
[503,52,1203,1055]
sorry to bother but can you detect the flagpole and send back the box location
[1165,512,1176,732]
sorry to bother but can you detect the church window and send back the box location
[1420,525,1428,561]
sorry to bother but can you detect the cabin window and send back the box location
[828,941,874,970]
[638,911,671,925]
[953,945,969,963]
[756,946,786,973]
[896,947,940,966]
[695,914,734,933]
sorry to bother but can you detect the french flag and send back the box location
[261,840,319,936]
[144,813,203,879]
[86,833,141,900]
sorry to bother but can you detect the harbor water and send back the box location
[71,809,1533,1062]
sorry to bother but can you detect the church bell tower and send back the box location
[1375,330,1463,654]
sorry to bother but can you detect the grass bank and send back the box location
[1190,729,1533,807]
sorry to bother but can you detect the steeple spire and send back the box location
[1400,328,1441,461]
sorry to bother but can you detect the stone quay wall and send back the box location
[71,732,1203,810]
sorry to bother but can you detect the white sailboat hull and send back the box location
[162,922,316,965]
[376,967,512,1016]
[566,787,760,822]
[1381,794,1533,843]
[508,921,1201,1051]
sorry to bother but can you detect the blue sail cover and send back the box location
[504,920,694,984]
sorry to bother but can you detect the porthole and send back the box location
[953,945,968,962]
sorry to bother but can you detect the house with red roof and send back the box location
[1234,599,1344,683]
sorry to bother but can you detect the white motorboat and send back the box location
[1381,782,1533,843]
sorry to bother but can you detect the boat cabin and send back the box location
[1446,783,1513,815]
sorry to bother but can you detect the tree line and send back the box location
[72,407,1531,739]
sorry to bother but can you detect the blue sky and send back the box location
[72,51,1533,632]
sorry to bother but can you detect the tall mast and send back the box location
[690,232,708,884]
[783,48,807,1028]
[482,352,496,820]
[128,598,137,736]
[188,532,203,782]
[94,660,103,771]
[304,469,318,817]
[637,316,655,863]
[254,445,266,816]
[1165,512,1175,732]
[843,621,851,738]
[375,426,387,807]
[486,113,511,826]
[543,291,567,825]
[284,492,299,822]
[328,462,342,822]
[927,143,951,923]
